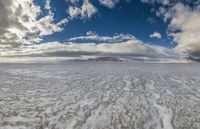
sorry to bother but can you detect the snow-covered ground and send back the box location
[0,62,200,129]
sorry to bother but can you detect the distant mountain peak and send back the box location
[88,57,122,62]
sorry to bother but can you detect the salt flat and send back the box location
[0,62,200,129]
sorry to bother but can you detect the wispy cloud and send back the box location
[67,33,136,43]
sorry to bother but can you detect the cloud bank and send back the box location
[2,34,180,62]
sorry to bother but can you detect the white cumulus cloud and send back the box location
[142,1,200,60]
[169,3,200,56]
[154,3,200,59]
[99,0,119,8]
[66,0,79,4]
[150,32,162,39]
[0,0,68,56]
[67,0,97,19]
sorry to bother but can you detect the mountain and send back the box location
[88,57,123,62]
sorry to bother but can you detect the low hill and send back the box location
[88,57,122,62]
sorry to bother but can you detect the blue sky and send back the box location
[36,0,174,48]
[0,0,200,62]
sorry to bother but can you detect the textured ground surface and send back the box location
[0,62,200,129]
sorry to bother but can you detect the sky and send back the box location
[0,0,200,62]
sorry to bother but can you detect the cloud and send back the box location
[150,32,162,39]
[0,0,192,62]
[86,31,96,35]
[1,34,179,62]
[170,4,200,57]
[140,0,169,5]
[68,6,82,18]
[81,0,97,18]
[66,0,79,5]
[147,17,157,24]
[0,0,68,56]
[67,33,136,43]
[45,0,51,11]
[156,3,200,58]
[67,0,97,19]
[99,0,119,9]
[141,1,200,60]
[57,18,69,26]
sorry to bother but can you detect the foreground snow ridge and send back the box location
[0,62,200,129]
